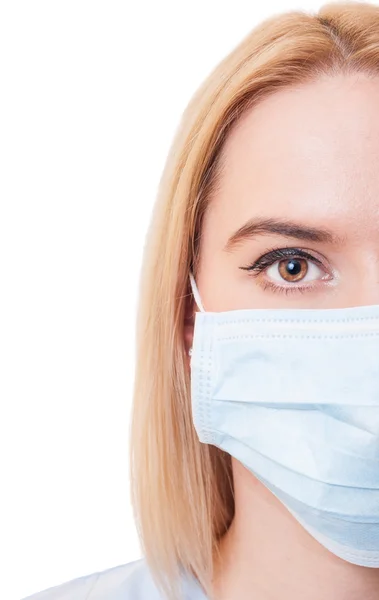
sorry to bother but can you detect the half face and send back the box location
[195,72,379,312]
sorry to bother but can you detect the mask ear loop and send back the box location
[189,272,205,312]
[188,272,205,357]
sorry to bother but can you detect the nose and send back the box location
[339,279,379,308]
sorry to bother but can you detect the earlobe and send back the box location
[184,316,194,358]
[183,295,195,366]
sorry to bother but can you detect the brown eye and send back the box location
[278,258,308,282]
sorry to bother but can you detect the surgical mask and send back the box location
[189,273,379,568]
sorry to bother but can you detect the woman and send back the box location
[24,2,379,599]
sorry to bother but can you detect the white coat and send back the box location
[22,558,208,600]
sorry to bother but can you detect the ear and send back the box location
[183,290,195,370]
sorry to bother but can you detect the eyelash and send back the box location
[240,247,329,296]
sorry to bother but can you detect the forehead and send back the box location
[206,73,379,238]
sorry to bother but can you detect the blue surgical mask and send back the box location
[189,273,379,568]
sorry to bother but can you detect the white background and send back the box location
[0,1,337,598]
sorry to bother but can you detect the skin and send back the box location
[187,72,379,599]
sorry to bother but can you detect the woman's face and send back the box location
[196,73,379,312]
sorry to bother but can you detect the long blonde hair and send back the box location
[130,2,379,598]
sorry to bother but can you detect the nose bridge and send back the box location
[346,256,379,307]
[352,290,379,308]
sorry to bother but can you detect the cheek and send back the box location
[196,228,254,312]
[195,207,272,311]
[196,214,227,311]
[196,260,231,312]
[195,210,235,311]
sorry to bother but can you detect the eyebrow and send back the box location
[224,217,346,251]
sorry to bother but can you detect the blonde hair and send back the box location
[130,2,379,598]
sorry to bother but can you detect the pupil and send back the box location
[286,260,301,275]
